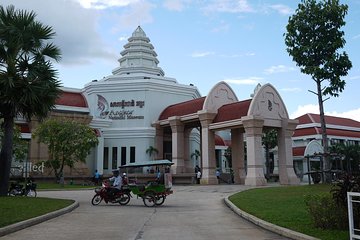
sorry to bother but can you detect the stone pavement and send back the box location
[0,185,301,240]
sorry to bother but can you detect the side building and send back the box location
[292,113,360,181]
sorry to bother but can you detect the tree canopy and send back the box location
[0,5,61,195]
[284,0,352,181]
[33,119,98,180]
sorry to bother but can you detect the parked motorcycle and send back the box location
[91,181,131,206]
[8,180,37,197]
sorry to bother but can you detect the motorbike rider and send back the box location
[122,173,128,185]
[108,170,122,197]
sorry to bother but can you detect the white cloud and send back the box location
[290,104,360,122]
[264,65,296,74]
[108,1,155,32]
[326,109,360,122]
[191,51,215,58]
[268,4,293,15]
[290,104,319,119]
[118,36,128,41]
[223,77,263,85]
[76,0,137,9]
[163,0,186,11]
[2,0,117,65]
[203,0,254,14]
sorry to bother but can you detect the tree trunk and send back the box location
[265,145,270,178]
[317,80,331,183]
[0,115,15,196]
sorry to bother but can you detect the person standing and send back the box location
[94,170,100,185]
[216,169,220,184]
[196,170,201,184]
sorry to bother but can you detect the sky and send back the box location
[2,0,360,121]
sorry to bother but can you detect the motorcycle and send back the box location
[8,180,37,197]
[91,181,131,206]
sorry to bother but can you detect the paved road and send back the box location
[1,185,289,240]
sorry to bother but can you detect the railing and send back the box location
[348,192,360,240]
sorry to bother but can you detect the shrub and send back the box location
[304,194,348,230]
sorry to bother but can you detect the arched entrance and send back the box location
[153,82,300,186]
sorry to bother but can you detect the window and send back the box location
[103,147,109,170]
[112,147,117,169]
[121,147,127,166]
[130,146,135,163]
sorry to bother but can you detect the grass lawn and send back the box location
[0,197,74,228]
[229,184,349,240]
[37,182,96,190]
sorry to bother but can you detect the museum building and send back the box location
[16,26,359,186]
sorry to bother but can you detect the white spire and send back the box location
[112,26,165,77]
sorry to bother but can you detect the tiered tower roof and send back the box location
[112,26,165,77]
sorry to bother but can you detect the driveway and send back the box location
[1,185,289,240]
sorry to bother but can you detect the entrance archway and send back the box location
[153,82,300,186]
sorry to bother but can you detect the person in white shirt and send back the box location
[108,170,122,197]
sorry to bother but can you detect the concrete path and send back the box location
[0,185,290,240]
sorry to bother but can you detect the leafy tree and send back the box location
[0,5,61,195]
[0,119,28,162]
[32,119,98,181]
[262,129,277,177]
[146,146,158,160]
[329,143,360,173]
[284,0,352,182]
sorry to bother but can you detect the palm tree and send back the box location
[146,146,158,160]
[0,5,61,195]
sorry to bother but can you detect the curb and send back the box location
[0,200,79,237]
[224,197,320,240]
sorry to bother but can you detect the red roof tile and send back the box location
[296,113,360,128]
[215,134,227,146]
[16,124,30,133]
[159,97,206,120]
[293,146,306,156]
[294,127,360,138]
[55,91,88,108]
[213,99,251,123]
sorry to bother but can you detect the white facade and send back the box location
[83,26,201,175]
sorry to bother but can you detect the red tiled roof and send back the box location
[159,97,206,120]
[296,113,360,128]
[55,91,88,108]
[213,99,252,123]
[294,127,360,138]
[293,146,306,157]
[215,134,227,146]
[16,124,30,133]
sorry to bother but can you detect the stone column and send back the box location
[198,111,217,184]
[96,133,104,175]
[184,128,193,172]
[242,116,266,186]
[169,117,184,174]
[153,123,164,160]
[231,128,246,184]
[277,119,300,185]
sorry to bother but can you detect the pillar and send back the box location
[169,117,184,174]
[153,123,164,160]
[231,128,246,184]
[96,134,104,175]
[242,116,266,186]
[277,119,300,185]
[184,128,193,172]
[198,111,217,184]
